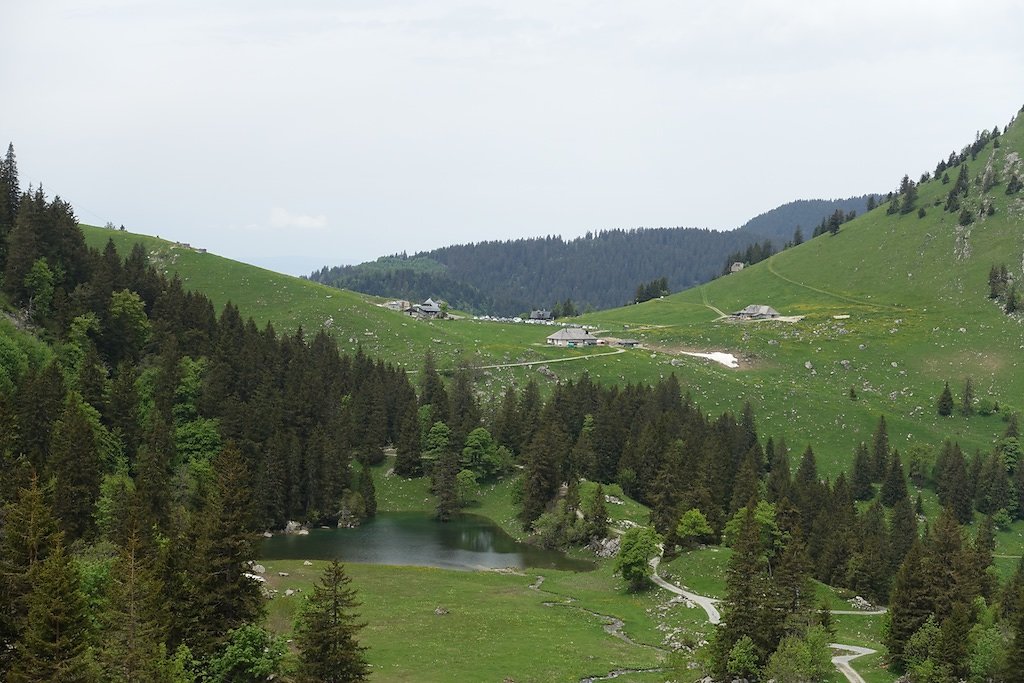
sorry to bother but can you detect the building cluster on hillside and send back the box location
[382,298,448,319]
[731,304,779,319]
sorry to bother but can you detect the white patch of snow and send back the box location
[679,351,739,368]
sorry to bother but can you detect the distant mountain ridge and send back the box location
[309,196,877,315]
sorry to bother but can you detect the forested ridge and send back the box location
[308,196,876,315]
[1,141,1023,682]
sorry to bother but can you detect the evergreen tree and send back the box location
[186,443,263,657]
[850,441,874,501]
[294,560,369,683]
[519,422,566,527]
[418,350,449,427]
[8,543,96,683]
[887,495,918,574]
[393,411,422,477]
[0,143,20,264]
[715,502,769,673]
[961,377,975,416]
[434,451,459,522]
[99,526,171,683]
[0,474,62,675]
[880,449,909,507]
[582,483,609,539]
[937,381,954,416]
[764,439,791,503]
[48,392,102,541]
[885,540,932,672]
[870,415,890,482]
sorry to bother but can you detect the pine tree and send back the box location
[885,540,931,673]
[294,560,369,683]
[519,422,566,527]
[393,411,422,477]
[961,377,975,416]
[880,449,909,507]
[8,543,96,682]
[715,503,769,674]
[937,382,954,416]
[434,451,459,522]
[870,415,890,482]
[583,483,609,539]
[850,442,874,500]
[99,526,171,683]
[0,142,20,269]
[887,495,918,573]
[186,443,263,657]
[0,474,62,675]
[48,393,102,541]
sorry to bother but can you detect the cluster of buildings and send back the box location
[383,298,446,319]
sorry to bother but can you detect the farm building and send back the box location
[404,298,445,318]
[732,304,780,319]
[617,339,641,348]
[530,309,553,320]
[546,327,599,347]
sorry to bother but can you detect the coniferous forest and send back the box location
[2,142,1024,682]
[308,195,876,315]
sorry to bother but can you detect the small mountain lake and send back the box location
[260,511,595,572]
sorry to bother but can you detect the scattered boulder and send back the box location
[587,536,621,558]
[262,531,273,538]
[251,564,266,575]
[278,572,290,577]
[303,560,314,566]
[850,595,874,611]
[285,589,295,597]
[434,606,449,616]
[284,521,303,534]
[804,361,813,370]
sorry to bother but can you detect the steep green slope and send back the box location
[79,227,632,378]
[585,110,1024,474]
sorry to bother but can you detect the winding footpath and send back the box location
[647,553,881,683]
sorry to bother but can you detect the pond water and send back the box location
[260,511,594,572]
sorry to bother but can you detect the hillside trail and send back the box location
[647,548,881,683]
[699,286,729,320]
[765,254,901,312]
[406,347,625,374]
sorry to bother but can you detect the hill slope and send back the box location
[308,195,876,315]
[735,195,878,243]
[86,107,1023,481]
[584,107,1024,473]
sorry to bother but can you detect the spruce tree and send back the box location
[8,543,96,683]
[393,411,422,477]
[583,483,609,539]
[0,474,62,675]
[48,393,102,541]
[885,540,932,673]
[294,560,369,683]
[99,526,170,683]
[715,503,769,674]
[937,382,954,416]
[880,449,909,507]
[870,415,890,482]
[434,451,459,522]
[519,421,566,527]
[187,442,263,657]
[961,377,975,416]
[850,442,874,501]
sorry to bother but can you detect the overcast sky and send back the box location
[2,1,1023,275]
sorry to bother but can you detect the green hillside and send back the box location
[83,108,1024,480]
[79,227,638,379]
[584,110,1024,474]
